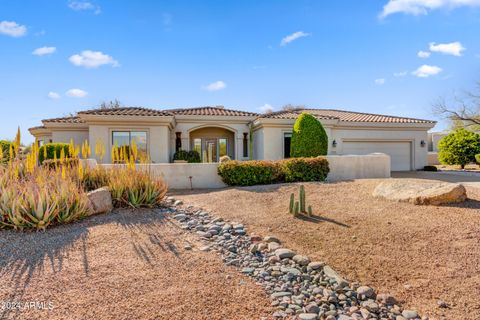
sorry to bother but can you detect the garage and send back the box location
[342,141,412,171]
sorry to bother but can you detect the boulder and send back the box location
[373,180,467,205]
[87,187,113,214]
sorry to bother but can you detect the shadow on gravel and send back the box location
[297,214,350,228]
[0,207,178,319]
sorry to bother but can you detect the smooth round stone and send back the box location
[305,303,320,314]
[275,248,296,259]
[268,242,282,251]
[307,261,324,270]
[264,236,281,244]
[357,286,375,299]
[293,255,310,266]
[298,313,318,320]
[402,310,419,319]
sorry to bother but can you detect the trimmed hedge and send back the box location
[291,112,328,157]
[38,143,71,164]
[0,140,14,162]
[173,150,201,163]
[217,157,329,186]
[283,157,329,182]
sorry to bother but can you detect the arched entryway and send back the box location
[189,126,235,162]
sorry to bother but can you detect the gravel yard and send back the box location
[0,209,272,320]
[172,177,480,320]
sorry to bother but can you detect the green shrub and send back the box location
[173,150,201,163]
[291,112,328,157]
[423,165,438,172]
[38,143,71,164]
[283,157,330,182]
[476,154,480,165]
[217,160,283,186]
[42,158,79,170]
[217,157,329,186]
[438,129,480,169]
[0,140,14,162]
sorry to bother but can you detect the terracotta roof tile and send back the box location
[78,107,172,117]
[260,108,435,124]
[42,116,85,124]
[169,106,258,117]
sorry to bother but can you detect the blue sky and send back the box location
[1,0,479,143]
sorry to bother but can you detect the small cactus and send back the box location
[294,201,299,216]
[289,193,295,214]
[307,205,313,217]
[299,185,305,213]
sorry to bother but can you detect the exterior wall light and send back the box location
[420,140,426,147]
[332,140,337,148]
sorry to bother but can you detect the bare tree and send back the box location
[433,82,480,129]
[99,99,122,109]
[282,104,306,111]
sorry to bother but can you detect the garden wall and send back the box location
[427,152,440,165]
[100,153,390,189]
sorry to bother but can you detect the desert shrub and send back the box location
[81,166,111,192]
[438,129,480,169]
[219,155,231,163]
[283,157,330,182]
[38,143,71,164]
[217,160,284,186]
[291,112,328,157]
[42,158,79,170]
[173,150,201,163]
[423,165,438,172]
[476,154,480,165]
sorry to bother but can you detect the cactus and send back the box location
[299,185,305,213]
[294,201,299,216]
[307,205,312,217]
[289,193,295,214]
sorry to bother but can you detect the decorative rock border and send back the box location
[164,197,425,320]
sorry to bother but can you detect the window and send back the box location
[284,133,292,158]
[112,131,148,159]
[193,138,202,154]
[219,138,228,157]
[175,132,182,152]
[243,133,248,157]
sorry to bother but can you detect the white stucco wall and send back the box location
[52,130,89,146]
[326,153,390,181]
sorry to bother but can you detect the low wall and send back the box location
[326,153,391,181]
[99,154,391,189]
[427,152,440,166]
[101,163,227,189]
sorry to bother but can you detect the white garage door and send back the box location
[342,141,412,171]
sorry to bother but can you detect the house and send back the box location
[29,106,436,171]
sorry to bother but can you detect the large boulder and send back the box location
[87,187,113,214]
[373,180,467,205]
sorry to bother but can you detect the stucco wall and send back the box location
[254,124,429,170]
[326,153,390,181]
[52,130,89,146]
[428,152,440,165]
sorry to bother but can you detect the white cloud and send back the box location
[280,31,310,46]
[412,64,442,78]
[0,21,27,37]
[380,0,480,18]
[393,71,408,77]
[65,89,88,98]
[48,92,61,100]
[417,50,431,58]
[429,41,465,56]
[374,78,386,85]
[259,104,273,113]
[68,1,101,14]
[204,81,226,92]
[69,50,119,68]
[32,46,56,56]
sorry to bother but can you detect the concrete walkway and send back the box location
[392,171,480,189]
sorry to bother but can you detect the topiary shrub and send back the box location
[438,129,480,169]
[217,160,284,186]
[0,140,14,163]
[291,112,328,158]
[38,143,71,164]
[283,157,329,182]
[173,150,201,163]
[423,165,438,172]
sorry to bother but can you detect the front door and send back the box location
[203,138,217,162]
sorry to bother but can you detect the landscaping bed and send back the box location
[172,179,480,320]
[0,208,272,320]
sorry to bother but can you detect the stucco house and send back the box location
[29,106,436,171]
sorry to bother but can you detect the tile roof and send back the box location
[168,106,258,117]
[260,108,435,124]
[42,116,85,124]
[78,107,172,117]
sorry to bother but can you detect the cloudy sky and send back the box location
[1,0,479,143]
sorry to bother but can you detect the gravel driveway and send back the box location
[0,209,272,320]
